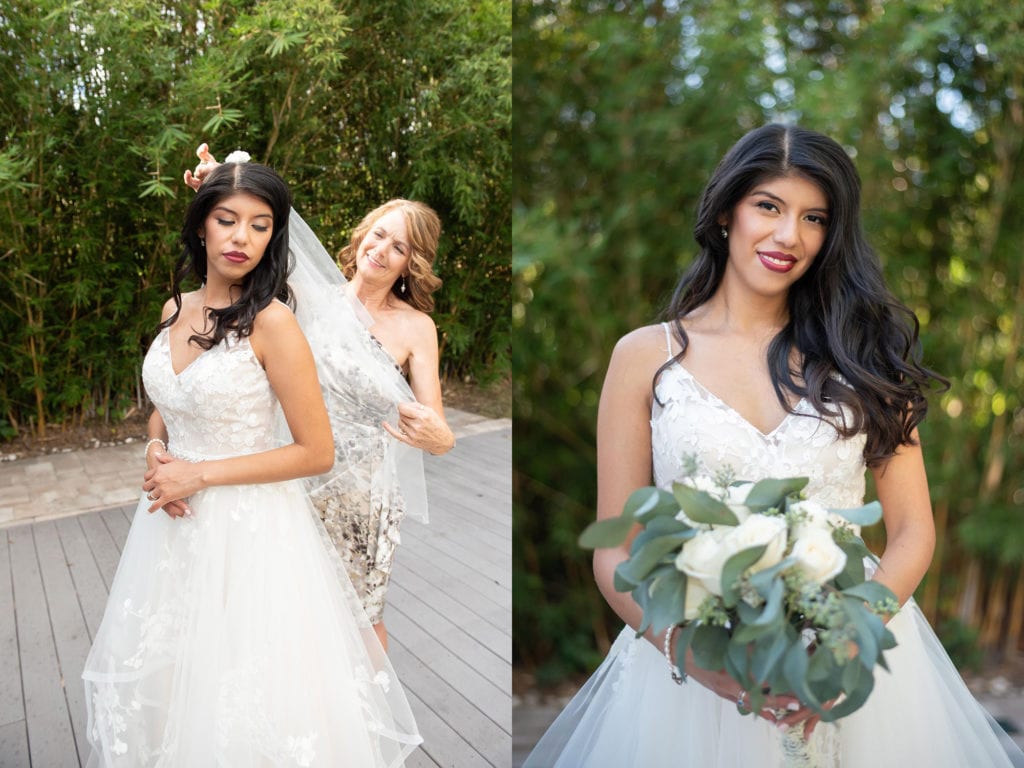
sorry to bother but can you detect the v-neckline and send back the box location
[670,361,805,439]
[163,326,217,379]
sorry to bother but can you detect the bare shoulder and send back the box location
[159,297,178,323]
[253,299,300,335]
[387,302,437,347]
[603,323,672,400]
[611,323,672,371]
[161,291,201,324]
[397,301,436,330]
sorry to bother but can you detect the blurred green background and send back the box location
[0,0,510,440]
[513,0,1023,691]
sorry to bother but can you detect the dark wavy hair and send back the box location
[660,124,947,466]
[161,162,293,349]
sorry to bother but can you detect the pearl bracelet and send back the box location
[144,438,167,457]
[663,625,685,685]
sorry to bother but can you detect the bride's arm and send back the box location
[142,302,334,511]
[869,431,936,606]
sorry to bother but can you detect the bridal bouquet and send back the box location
[580,461,899,749]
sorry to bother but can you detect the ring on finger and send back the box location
[736,690,751,716]
[146,492,157,501]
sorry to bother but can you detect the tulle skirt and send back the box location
[82,480,421,767]
[524,599,1021,767]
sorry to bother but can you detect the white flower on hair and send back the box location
[224,150,251,164]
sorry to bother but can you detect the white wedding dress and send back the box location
[525,325,1022,767]
[82,324,421,766]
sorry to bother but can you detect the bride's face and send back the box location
[720,174,829,297]
[198,192,275,285]
[355,208,411,287]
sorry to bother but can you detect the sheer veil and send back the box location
[283,206,429,523]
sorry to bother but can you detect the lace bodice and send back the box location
[651,328,867,509]
[143,327,279,461]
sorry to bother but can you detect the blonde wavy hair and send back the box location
[338,199,443,312]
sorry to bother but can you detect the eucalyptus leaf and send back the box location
[691,624,730,671]
[751,624,798,685]
[823,672,875,721]
[624,486,682,523]
[841,580,898,606]
[646,570,689,634]
[833,539,867,589]
[744,477,808,510]
[671,622,700,681]
[613,562,638,592]
[578,516,637,549]
[748,556,797,597]
[783,641,825,714]
[619,534,691,583]
[721,545,768,607]
[832,500,883,527]
[672,483,739,525]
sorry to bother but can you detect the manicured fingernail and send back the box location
[787,702,800,711]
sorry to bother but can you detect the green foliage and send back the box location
[0,0,510,436]
[514,0,1024,684]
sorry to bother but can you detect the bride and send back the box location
[524,124,1023,767]
[82,160,420,766]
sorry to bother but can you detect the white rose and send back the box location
[791,528,848,583]
[681,475,720,495]
[789,499,830,537]
[723,513,788,575]
[724,482,755,523]
[790,499,851,540]
[675,527,731,596]
[684,577,712,620]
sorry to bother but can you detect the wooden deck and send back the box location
[0,424,511,768]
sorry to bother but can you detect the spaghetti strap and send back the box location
[661,321,675,361]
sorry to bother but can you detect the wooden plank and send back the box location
[98,506,131,550]
[54,516,110,641]
[401,521,509,592]
[400,686,493,768]
[77,509,123,590]
[386,605,508,728]
[392,545,509,634]
[0,530,24,726]
[430,501,510,552]
[0,720,30,768]
[386,581,510,690]
[401,745,440,768]
[33,521,92,760]
[390,562,510,661]
[389,636,510,767]
[400,531,511,610]
[7,525,78,767]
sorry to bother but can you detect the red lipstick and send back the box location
[758,251,796,273]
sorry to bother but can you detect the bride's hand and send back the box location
[691,668,803,727]
[183,142,219,191]
[143,452,206,513]
[144,447,192,519]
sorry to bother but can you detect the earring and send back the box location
[400,277,407,294]
[200,237,206,247]
[720,227,728,239]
